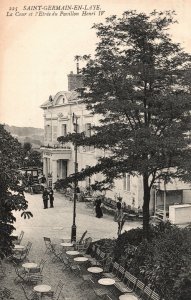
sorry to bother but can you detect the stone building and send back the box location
[40,72,145,211]
[40,71,191,221]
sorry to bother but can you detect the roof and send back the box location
[40,90,79,108]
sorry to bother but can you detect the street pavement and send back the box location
[14,191,142,245]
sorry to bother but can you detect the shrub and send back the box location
[112,223,191,300]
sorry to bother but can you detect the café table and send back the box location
[11,233,18,240]
[34,284,51,299]
[22,262,38,271]
[119,294,138,300]
[13,245,25,251]
[87,266,103,274]
[98,278,115,286]
[22,262,38,281]
[66,250,80,256]
[60,242,73,247]
[74,257,88,262]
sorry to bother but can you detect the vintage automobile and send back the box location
[20,167,43,194]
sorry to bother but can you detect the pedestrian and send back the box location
[49,188,54,208]
[114,196,125,235]
[95,197,103,218]
[42,187,49,209]
[41,174,47,191]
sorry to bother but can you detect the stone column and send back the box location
[52,160,57,188]
[43,158,48,178]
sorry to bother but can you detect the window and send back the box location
[84,123,94,151]
[123,173,130,191]
[45,125,51,141]
[61,124,67,136]
[52,126,57,141]
[73,121,79,133]
[85,123,91,137]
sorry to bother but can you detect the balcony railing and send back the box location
[40,144,71,150]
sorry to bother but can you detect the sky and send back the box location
[0,0,191,128]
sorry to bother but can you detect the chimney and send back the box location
[67,71,84,91]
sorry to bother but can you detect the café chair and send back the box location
[43,280,64,300]
[0,259,5,276]
[150,291,161,300]
[92,251,111,268]
[88,277,109,299]
[73,230,87,249]
[102,262,120,281]
[29,259,46,275]
[134,279,145,298]
[13,230,24,245]
[43,237,56,254]
[114,271,137,294]
[80,273,94,290]
[87,247,101,266]
[13,262,28,283]
[21,284,39,300]
[105,295,114,300]
[11,241,32,264]
[141,285,154,300]
[28,273,43,285]
[75,237,92,255]
[0,287,14,300]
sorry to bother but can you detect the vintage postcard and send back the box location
[0,1,191,299]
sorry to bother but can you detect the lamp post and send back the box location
[163,179,167,221]
[49,95,53,143]
[71,113,78,242]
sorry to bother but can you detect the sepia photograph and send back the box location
[0,0,191,299]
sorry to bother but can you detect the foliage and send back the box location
[25,150,42,168]
[56,10,191,236]
[112,223,191,300]
[0,124,33,258]
[22,142,42,168]
[23,142,32,155]
[88,238,116,256]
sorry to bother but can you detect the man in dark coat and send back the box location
[49,188,54,208]
[42,188,49,209]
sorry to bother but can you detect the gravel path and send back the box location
[1,192,141,299]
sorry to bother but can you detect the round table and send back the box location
[98,278,115,286]
[119,294,138,300]
[11,234,18,240]
[87,267,103,274]
[22,262,38,270]
[13,245,25,251]
[74,257,88,262]
[66,250,80,256]
[60,242,73,247]
[34,285,51,299]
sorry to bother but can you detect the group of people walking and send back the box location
[41,179,125,235]
[42,187,54,209]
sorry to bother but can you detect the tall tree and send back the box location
[57,11,191,237]
[22,142,42,168]
[0,124,32,258]
[23,142,32,155]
